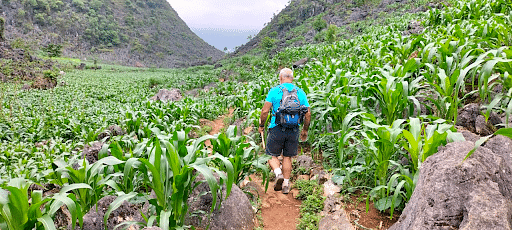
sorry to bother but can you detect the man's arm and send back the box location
[300,108,311,141]
[259,102,272,134]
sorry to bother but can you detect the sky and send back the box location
[167,0,290,51]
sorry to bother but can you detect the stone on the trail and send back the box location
[203,82,217,92]
[150,88,182,102]
[82,141,104,164]
[21,84,31,90]
[389,139,512,230]
[456,103,501,135]
[185,174,254,230]
[484,135,512,169]
[319,195,355,230]
[297,155,314,169]
[323,180,341,197]
[298,175,310,181]
[311,169,329,185]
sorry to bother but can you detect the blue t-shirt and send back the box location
[265,83,310,129]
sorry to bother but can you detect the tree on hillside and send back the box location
[0,17,4,41]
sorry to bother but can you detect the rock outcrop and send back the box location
[150,89,182,102]
[456,103,502,135]
[185,175,254,230]
[319,195,354,230]
[389,136,512,230]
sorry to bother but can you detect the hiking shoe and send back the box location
[274,174,284,191]
[282,185,290,194]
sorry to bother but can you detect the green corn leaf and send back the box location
[37,215,57,230]
[59,183,92,195]
[464,134,493,161]
[191,164,220,213]
[159,210,172,230]
[494,128,512,139]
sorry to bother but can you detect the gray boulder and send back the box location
[150,89,182,102]
[79,196,144,230]
[389,138,512,230]
[185,175,254,230]
[54,196,144,230]
[296,155,314,169]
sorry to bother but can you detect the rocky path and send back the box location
[206,109,302,230]
[260,179,302,230]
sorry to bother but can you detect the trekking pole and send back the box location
[260,132,266,150]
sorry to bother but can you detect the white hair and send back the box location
[279,68,293,79]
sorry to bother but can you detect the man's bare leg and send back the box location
[282,156,292,179]
[268,156,281,171]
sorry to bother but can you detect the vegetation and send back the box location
[1,0,512,229]
[294,179,324,230]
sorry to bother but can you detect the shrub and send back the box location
[0,17,4,41]
[260,36,276,54]
[312,16,327,32]
[326,24,338,43]
[148,77,163,88]
[42,44,63,57]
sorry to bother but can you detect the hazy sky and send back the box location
[167,0,290,30]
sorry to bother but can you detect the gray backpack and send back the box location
[275,85,308,128]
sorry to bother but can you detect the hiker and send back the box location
[259,68,311,194]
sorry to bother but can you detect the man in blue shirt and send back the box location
[259,68,311,194]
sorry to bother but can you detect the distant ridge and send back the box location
[0,0,224,68]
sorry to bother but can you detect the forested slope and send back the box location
[0,0,224,67]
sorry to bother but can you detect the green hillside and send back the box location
[236,0,435,56]
[0,0,223,67]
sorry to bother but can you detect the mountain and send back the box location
[235,0,431,56]
[0,0,224,68]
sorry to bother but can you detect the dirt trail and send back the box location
[260,180,302,230]
[205,109,301,230]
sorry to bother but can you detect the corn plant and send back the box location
[117,131,236,229]
[402,118,464,172]
[0,178,88,230]
[210,125,270,189]
[52,156,124,215]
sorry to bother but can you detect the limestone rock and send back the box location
[98,125,126,141]
[456,103,501,135]
[61,196,144,230]
[82,141,104,164]
[150,89,182,102]
[389,139,512,230]
[323,180,341,197]
[185,175,254,230]
[296,155,314,169]
[319,195,354,230]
